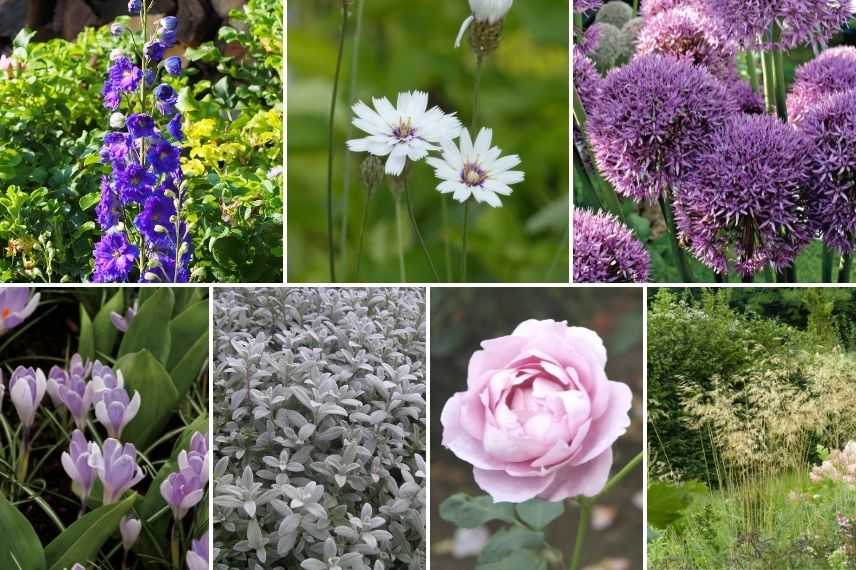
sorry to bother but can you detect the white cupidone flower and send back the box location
[426,127,524,207]
[346,91,462,177]
[456,0,514,48]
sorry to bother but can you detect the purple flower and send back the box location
[725,78,765,115]
[640,0,705,18]
[154,84,178,115]
[90,438,145,504]
[8,367,46,428]
[126,114,156,139]
[161,470,205,520]
[704,0,855,50]
[110,302,137,333]
[161,16,178,31]
[120,516,142,551]
[0,371,5,404]
[167,113,184,141]
[96,176,122,229]
[587,54,736,201]
[575,0,602,13]
[144,41,165,63]
[100,132,131,165]
[0,287,40,335]
[145,239,192,283]
[108,57,142,93]
[179,432,209,484]
[186,531,209,570]
[111,23,125,36]
[91,361,124,391]
[147,139,181,174]
[573,47,601,111]
[145,69,155,86]
[135,193,176,245]
[71,564,85,570]
[57,373,94,430]
[61,430,98,501]
[573,209,650,283]
[788,47,856,128]
[802,89,856,254]
[102,82,121,110]
[128,0,141,15]
[93,385,141,439]
[160,28,177,48]
[116,164,157,204]
[673,114,812,277]
[164,56,182,76]
[92,231,139,283]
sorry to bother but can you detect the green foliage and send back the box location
[439,493,517,528]
[515,499,564,530]
[0,493,46,570]
[647,480,707,530]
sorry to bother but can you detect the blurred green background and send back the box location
[288,0,569,283]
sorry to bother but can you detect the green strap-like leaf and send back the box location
[0,493,46,570]
[114,350,180,448]
[169,331,209,400]
[92,288,125,357]
[45,492,137,570]
[166,300,209,370]
[77,305,95,362]
[118,288,174,363]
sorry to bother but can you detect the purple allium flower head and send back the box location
[109,57,142,93]
[8,366,46,428]
[573,209,650,282]
[164,56,182,76]
[640,0,705,18]
[575,0,603,13]
[636,6,735,80]
[93,385,141,439]
[120,516,142,552]
[725,77,765,114]
[97,176,122,229]
[573,46,601,111]
[128,0,141,15]
[673,114,812,277]
[801,89,856,254]
[788,47,856,128]
[0,287,40,335]
[161,470,205,520]
[167,113,184,141]
[126,113,156,139]
[100,132,131,165]
[110,302,137,333]
[116,164,157,204]
[144,41,165,63]
[186,531,209,570]
[161,16,178,31]
[92,231,139,283]
[587,54,737,201]
[61,430,98,501]
[705,0,855,50]
[147,139,181,174]
[577,24,601,56]
[91,438,145,504]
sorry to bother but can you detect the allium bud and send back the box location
[90,438,145,504]
[360,155,384,192]
[595,1,633,27]
[120,516,142,551]
[9,366,46,428]
[110,112,126,129]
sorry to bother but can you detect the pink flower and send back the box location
[440,319,632,503]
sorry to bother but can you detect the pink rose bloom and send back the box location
[441,319,633,503]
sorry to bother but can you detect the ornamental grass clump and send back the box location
[213,287,426,569]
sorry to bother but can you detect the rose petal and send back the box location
[572,381,632,465]
[473,467,556,503]
[537,447,613,501]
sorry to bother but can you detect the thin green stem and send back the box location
[354,188,372,279]
[822,243,834,283]
[462,201,470,282]
[573,146,603,210]
[744,52,758,91]
[404,180,440,281]
[441,198,452,281]
[573,86,623,217]
[547,223,570,281]
[839,254,852,283]
[170,519,180,569]
[771,24,788,122]
[658,194,693,282]
[598,451,644,499]
[568,497,591,570]
[472,55,483,132]
[326,2,350,282]
[395,196,406,281]
[461,54,484,284]
[760,48,776,115]
[16,426,31,485]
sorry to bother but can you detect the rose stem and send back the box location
[568,497,591,570]
[326,1,350,282]
[404,178,440,280]
[597,451,643,499]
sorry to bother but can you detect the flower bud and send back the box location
[110,23,126,36]
[160,16,178,30]
[128,0,141,15]
[164,56,182,76]
[120,516,142,551]
[109,112,126,129]
[469,19,504,57]
[360,155,384,192]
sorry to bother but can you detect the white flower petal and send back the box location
[455,15,475,48]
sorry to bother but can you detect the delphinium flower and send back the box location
[573,209,651,283]
[161,432,209,519]
[587,54,736,201]
[186,531,209,570]
[346,91,462,176]
[95,7,193,283]
[704,0,855,50]
[673,114,812,277]
[801,89,856,254]
[61,430,98,504]
[0,287,40,335]
[90,438,145,504]
[787,47,856,128]
[575,0,603,13]
[455,0,513,51]
[425,127,524,208]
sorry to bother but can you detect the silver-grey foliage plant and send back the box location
[213,288,427,570]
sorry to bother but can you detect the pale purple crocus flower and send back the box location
[120,516,142,551]
[90,438,145,504]
[93,386,141,439]
[0,288,40,335]
[61,430,98,502]
[179,432,209,485]
[110,301,138,333]
[46,365,68,408]
[161,470,205,520]
[71,564,86,570]
[47,354,93,416]
[8,366,47,428]
[186,531,209,570]
[90,361,124,391]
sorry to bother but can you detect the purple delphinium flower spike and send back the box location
[91,438,145,504]
[186,531,209,570]
[573,209,651,283]
[92,231,139,283]
[111,302,138,333]
[120,516,142,551]
[673,114,813,277]
[161,470,205,520]
[0,288,40,335]
[788,47,856,129]
[587,54,736,202]
[9,366,46,428]
[94,385,141,439]
[61,430,98,501]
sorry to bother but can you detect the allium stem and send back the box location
[658,194,692,282]
[327,2,350,282]
[404,180,440,281]
[840,254,852,283]
[354,188,372,279]
[573,146,603,211]
[744,52,758,91]
[771,24,788,122]
[395,196,407,281]
[760,49,776,115]
[822,244,835,282]
[568,497,591,570]
[573,87,623,218]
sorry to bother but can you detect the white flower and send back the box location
[346,91,462,177]
[426,127,524,208]
[456,0,514,48]
[8,367,46,428]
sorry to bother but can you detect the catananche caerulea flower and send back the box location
[788,47,856,128]
[61,430,98,501]
[801,89,856,254]
[573,209,650,283]
[673,114,812,277]
[0,287,40,335]
[8,366,46,428]
[186,531,209,570]
[90,438,145,504]
[92,231,139,283]
[587,54,736,201]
